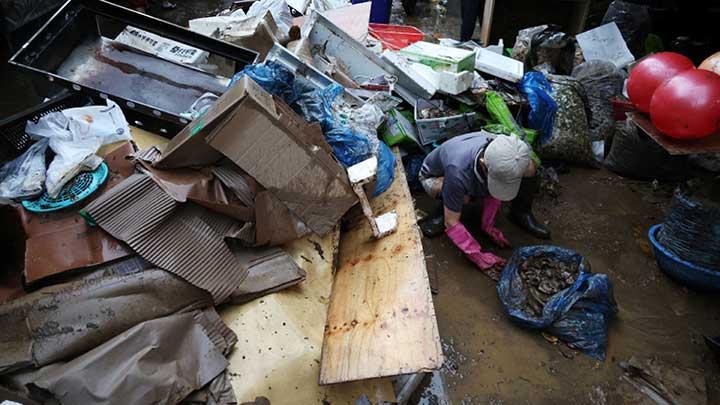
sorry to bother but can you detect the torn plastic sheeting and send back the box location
[28,310,230,405]
[0,268,213,374]
[83,174,248,305]
[0,139,47,200]
[24,100,131,198]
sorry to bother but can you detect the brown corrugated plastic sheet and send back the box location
[228,247,306,304]
[204,77,356,237]
[0,268,212,374]
[21,142,137,284]
[83,174,248,304]
[139,162,255,222]
[28,310,230,405]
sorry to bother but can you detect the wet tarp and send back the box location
[0,268,212,374]
[83,173,248,305]
[27,309,231,405]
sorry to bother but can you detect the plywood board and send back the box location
[319,150,443,385]
[630,112,720,155]
[220,230,396,403]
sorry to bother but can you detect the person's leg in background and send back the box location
[418,175,446,237]
[460,0,482,42]
[509,176,551,239]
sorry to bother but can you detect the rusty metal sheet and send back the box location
[21,142,137,285]
[0,268,212,374]
[83,174,248,304]
[630,112,720,155]
[28,310,230,405]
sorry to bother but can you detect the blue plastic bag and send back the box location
[497,245,617,360]
[519,72,557,145]
[228,61,298,105]
[294,82,395,196]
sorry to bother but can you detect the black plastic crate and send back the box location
[0,92,93,164]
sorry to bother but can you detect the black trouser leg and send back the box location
[510,176,551,239]
[460,0,481,42]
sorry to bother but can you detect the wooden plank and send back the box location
[319,149,443,385]
[293,2,371,41]
[220,229,396,403]
[480,0,496,46]
[630,112,720,155]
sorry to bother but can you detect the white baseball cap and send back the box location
[484,135,531,201]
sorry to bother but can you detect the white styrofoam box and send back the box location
[414,100,476,145]
[474,47,524,82]
[410,63,473,95]
[115,26,208,66]
[576,22,635,68]
[398,41,476,73]
[347,156,378,184]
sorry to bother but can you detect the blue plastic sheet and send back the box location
[519,72,557,146]
[228,61,298,105]
[497,246,617,360]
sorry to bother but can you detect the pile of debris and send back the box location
[519,253,580,317]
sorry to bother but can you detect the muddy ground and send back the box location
[416,168,720,404]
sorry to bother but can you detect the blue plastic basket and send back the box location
[22,162,109,213]
[648,224,720,292]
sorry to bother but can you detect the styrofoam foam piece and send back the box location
[410,63,473,95]
[474,47,524,82]
[347,157,378,184]
[375,211,398,235]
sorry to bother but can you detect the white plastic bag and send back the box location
[246,0,293,37]
[0,139,48,200]
[25,100,130,197]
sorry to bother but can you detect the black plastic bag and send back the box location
[572,61,626,142]
[602,0,651,57]
[657,188,720,271]
[604,120,686,179]
[497,246,617,360]
[511,25,576,75]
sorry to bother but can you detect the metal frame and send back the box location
[8,0,259,136]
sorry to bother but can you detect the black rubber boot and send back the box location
[510,176,551,239]
[419,201,445,238]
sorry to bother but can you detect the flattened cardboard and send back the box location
[204,76,357,236]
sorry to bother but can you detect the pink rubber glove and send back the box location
[446,222,506,280]
[481,197,511,248]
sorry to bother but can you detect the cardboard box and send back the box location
[204,76,357,237]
